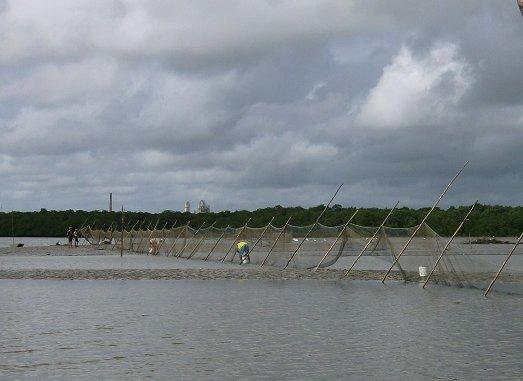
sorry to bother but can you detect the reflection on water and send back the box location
[1,280,522,380]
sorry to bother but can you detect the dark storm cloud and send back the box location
[0,0,521,212]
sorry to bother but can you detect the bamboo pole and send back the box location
[167,220,190,257]
[156,220,177,255]
[111,220,133,250]
[247,216,276,258]
[484,232,523,297]
[343,201,399,277]
[107,222,118,247]
[314,209,359,272]
[149,221,168,255]
[221,218,252,263]
[423,202,477,288]
[106,222,115,238]
[143,219,160,254]
[120,206,124,257]
[283,184,343,270]
[228,218,254,263]
[130,219,147,252]
[127,220,140,251]
[203,224,230,261]
[177,221,206,258]
[136,219,153,253]
[382,162,469,283]
[261,216,292,267]
[187,221,217,259]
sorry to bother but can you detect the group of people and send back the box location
[66,227,80,247]
[146,238,251,263]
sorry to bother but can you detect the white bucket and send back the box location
[418,266,428,277]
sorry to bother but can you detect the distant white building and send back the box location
[197,200,210,213]
[183,201,190,213]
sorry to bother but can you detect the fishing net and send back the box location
[82,222,522,291]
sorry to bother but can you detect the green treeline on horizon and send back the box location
[0,203,522,238]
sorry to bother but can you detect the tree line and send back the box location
[0,203,521,237]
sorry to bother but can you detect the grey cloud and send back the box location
[0,0,521,212]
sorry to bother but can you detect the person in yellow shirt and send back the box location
[236,240,250,264]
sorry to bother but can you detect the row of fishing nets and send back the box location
[80,223,522,291]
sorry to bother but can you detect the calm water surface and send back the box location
[1,280,521,380]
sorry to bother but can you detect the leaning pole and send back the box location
[343,201,399,277]
[313,209,359,272]
[484,232,523,297]
[381,161,469,283]
[422,202,477,288]
[283,184,343,270]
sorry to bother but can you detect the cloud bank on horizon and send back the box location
[0,0,521,212]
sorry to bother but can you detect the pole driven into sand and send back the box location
[136,220,153,253]
[130,219,147,252]
[221,218,252,263]
[127,220,141,251]
[261,216,292,267]
[177,221,206,258]
[283,184,343,270]
[247,216,276,258]
[343,201,399,277]
[187,221,217,259]
[156,220,177,255]
[381,162,469,283]
[143,219,160,254]
[484,232,523,297]
[203,224,230,261]
[423,202,477,288]
[314,209,359,272]
[167,220,190,257]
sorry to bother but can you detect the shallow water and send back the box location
[1,280,521,380]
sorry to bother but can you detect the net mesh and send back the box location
[80,221,522,290]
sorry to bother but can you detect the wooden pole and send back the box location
[156,220,177,255]
[142,219,160,254]
[284,184,343,270]
[314,209,359,272]
[127,220,140,252]
[228,218,254,263]
[136,219,153,253]
[167,220,190,257]
[343,201,399,277]
[261,216,292,267]
[120,206,124,257]
[130,219,146,252]
[177,221,206,258]
[423,202,477,288]
[187,221,217,259]
[203,224,230,261]
[247,216,276,258]
[221,218,252,263]
[111,220,133,250]
[484,232,523,297]
[149,221,168,255]
[382,162,469,283]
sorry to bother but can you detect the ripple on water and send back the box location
[0,279,522,380]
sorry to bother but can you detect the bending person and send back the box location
[236,240,250,264]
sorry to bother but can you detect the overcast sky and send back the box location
[0,0,522,212]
